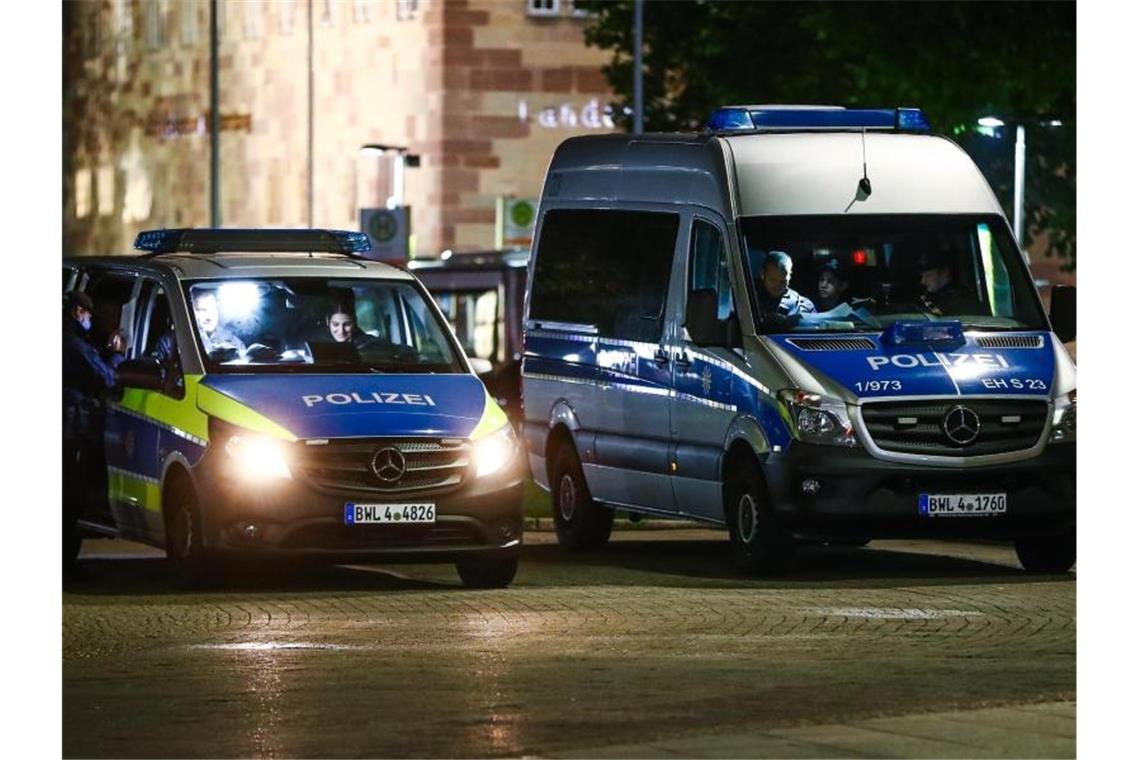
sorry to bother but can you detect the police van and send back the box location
[64,229,524,587]
[521,106,1076,573]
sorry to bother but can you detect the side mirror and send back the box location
[468,357,494,376]
[116,357,165,391]
[1050,285,1076,343]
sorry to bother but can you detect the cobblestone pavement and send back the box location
[63,531,1075,758]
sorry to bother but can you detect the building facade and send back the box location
[63,0,617,256]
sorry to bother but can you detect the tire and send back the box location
[164,474,218,589]
[456,555,519,589]
[725,457,793,574]
[1015,529,1076,573]
[550,441,612,551]
[828,537,872,548]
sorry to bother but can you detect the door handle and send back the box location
[653,347,670,368]
[674,351,692,372]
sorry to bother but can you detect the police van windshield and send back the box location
[183,278,465,374]
[740,214,1048,334]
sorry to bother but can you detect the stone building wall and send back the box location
[63,0,617,258]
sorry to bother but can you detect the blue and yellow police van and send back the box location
[521,106,1077,574]
[64,229,524,587]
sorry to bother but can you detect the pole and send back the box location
[391,153,405,209]
[307,0,315,227]
[633,0,643,135]
[209,0,220,226]
[1013,125,1026,249]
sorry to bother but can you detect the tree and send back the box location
[580,1,1076,268]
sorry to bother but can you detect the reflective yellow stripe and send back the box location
[469,389,510,440]
[196,384,298,442]
[118,374,210,441]
[108,469,163,513]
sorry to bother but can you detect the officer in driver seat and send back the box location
[917,249,986,316]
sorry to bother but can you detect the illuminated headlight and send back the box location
[472,424,517,478]
[1049,389,1076,443]
[223,432,292,481]
[778,389,859,448]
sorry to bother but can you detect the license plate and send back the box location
[920,493,1007,517]
[344,503,436,525]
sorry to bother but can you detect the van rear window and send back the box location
[530,209,678,342]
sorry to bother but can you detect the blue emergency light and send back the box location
[134,228,372,255]
[706,106,931,133]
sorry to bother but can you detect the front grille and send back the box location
[973,335,1045,349]
[860,399,1048,456]
[294,438,469,496]
[282,522,484,551]
[787,337,876,351]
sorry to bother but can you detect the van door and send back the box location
[669,215,742,523]
[105,277,181,543]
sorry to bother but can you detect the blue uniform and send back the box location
[756,286,816,330]
[62,317,123,443]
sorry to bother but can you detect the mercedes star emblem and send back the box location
[942,405,981,446]
[371,447,407,483]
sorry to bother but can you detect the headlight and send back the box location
[778,389,859,447]
[223,431,292,481]
[472,424,517,478]
[1049,389,1076,443]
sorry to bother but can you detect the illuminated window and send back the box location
[180,0,197,45]
[320,0,334,27]
[75,169,92,219]
[97,165,116,218]
[353,0,372,23]
[527,0,560,17]
[145,0,166,50]
[396,0,419,21]
[243,2,262,39]
[278,0,296,35]
[114,0,133,40]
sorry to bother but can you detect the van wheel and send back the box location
[456,555,518,589]
[165,475,217,589]
[725,459,792,574]
[551,442,612,550]
[1015,529,1076,573]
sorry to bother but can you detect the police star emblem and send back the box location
[701,367,713,396]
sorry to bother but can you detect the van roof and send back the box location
[543,131,1003,219]
[63,253,415,282]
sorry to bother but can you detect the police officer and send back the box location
[816,257,850,312]
[917,250,986,316]
[63,291,125,566]
[755,250,816,330]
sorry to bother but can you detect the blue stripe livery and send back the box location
[772,332,1055,399]
[201,374,489,438]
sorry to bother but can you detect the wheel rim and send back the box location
[737,493,759,544]
[558,474,577,522]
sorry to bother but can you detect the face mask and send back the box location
[79,314,92,332]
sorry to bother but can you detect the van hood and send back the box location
[198,374,490,439]
[767,330,1057,399]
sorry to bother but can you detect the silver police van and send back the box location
[521,106,1076,573]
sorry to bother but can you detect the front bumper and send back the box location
[193,451,525,562]
[761,442,1075,541]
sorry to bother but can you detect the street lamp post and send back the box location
[976,117,1063,250]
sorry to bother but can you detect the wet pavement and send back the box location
[63,531,1075,758]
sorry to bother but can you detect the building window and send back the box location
[396,0,419,21]
[75,169,92,219]
[278,0,296,35]
[352,0,372,24]
[180,0,198,46]
[569,1,591,18]
[320,0,335,27]
[527,0,560,17]
[114,0,134,42]
[97,165,117,218]
[144,0,166,50]
[243,2,262,39]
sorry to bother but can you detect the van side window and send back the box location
[688,219,734,320]
[531,209,678,342]
[140,283,184,397]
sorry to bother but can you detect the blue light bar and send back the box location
[134,228,372,255]
[881,320,965,347]
[707,106,931,132]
